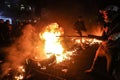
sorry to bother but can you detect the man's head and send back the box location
[99,5,119,23]
[0,19,4,23]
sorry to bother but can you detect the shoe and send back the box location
[84,68,94,74]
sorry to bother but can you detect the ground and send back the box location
[0,41,118,80]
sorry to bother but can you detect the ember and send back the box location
[14,66,25,80]
[74,38,102,45]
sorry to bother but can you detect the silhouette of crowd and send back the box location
[0,19,37,44]
[0,19,12,43]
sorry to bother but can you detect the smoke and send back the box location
[38,1,102,37]
[0,24,46,78]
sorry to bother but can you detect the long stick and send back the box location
[56,35,88,37]
[56,35,103,40]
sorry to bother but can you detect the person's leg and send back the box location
[104,52,112,72]
[85,45,105,72]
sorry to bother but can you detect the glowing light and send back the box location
[40,23,72,63]
[73,38,102,46]
[14,66,25,80]
[0,16,12,24]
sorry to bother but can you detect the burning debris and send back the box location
[40,22,66,63]
[0,24,46,79]
[14,66,25,80]
[0,22,102,80]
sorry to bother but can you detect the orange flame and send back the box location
[14,66,25,80]
[73,38,102,45]
[39,23,102,63]
[40,23,67,63]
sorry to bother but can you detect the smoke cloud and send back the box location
[0,24,46,78]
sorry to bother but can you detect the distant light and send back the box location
[0,16,12,24]
[28,6,32,10]
[7,4,11,8]
[20,4,25,10]
[21,7,25,10]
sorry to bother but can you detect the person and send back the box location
[0,19,4,41]
[74,16,87,44]
[85,5,120,76]
[0,20,13,42]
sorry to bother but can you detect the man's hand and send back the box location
[88,34,103,40]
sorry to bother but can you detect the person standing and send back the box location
[74,16,87,45]
[85,5,120,79]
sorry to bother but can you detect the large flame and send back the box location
[40,23,66,63]
[39,22,102,63]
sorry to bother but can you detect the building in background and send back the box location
[0,0,36,21]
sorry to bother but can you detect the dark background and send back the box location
[0,0,120,32]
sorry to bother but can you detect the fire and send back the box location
[74,38,102,45]
[38,22,103,63]
[91,24,103,36]
[14,66,25,80]
[40,23,66,63]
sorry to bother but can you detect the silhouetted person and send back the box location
[1,20,12,42]
[85,5,120,79]
[0,19,4,41]
[74,16,87,45]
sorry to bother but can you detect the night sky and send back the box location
[1,0,120,34]
[30,0,120,35]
